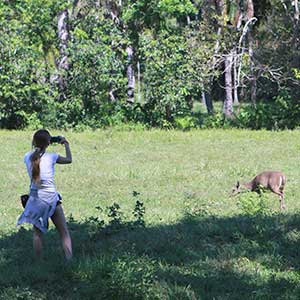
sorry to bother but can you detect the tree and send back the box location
[57,8,70,100]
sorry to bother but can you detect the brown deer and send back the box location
[232,171,286,210]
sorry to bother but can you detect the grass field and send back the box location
[1,129,300,300]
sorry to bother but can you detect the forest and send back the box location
[0,0,300,130]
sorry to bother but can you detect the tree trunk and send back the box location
[201,28,220,114]
[108,0,121,24]
[201,2,224,115]
[165,104,172,122]
[202,90,214,114]
[250,76,257,107]
[233,0,243,106]
[103,1,123,102]
[233,48,239,105]
[246,0,257,106]
[217,0,232,117]
[187,15,191,25]
[246,0,255,21]
[109,77,116,102]
[201,90,206,107]
[292,0,300,68]
[223,53,234,117]
[126,45,135,104]
[248,32,257,107]
[57,8,70,100]
[215,0,227,22]
[137,60,141,103]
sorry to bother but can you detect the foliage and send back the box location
[0,0,64,129]
[138,25,216,126]
[233,90,300,130]
[85,198,146,236]
[0,0,300,129]
[236,191,271,216]
[174,115,198,130]
[65,12,128,128]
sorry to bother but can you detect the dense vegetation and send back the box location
[2,129,300,299]
[1,0,300,130]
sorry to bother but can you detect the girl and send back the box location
[18,129,73,260]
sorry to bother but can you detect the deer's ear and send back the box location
[236,181,240,188]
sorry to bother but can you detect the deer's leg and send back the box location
[271,189,285,210]
[280,193,285,210]
[279,184,286,210]
[254,187,262,196]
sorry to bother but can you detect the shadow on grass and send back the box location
[1,211,300,300]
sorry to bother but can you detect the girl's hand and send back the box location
[59,137,69,145]
[56,136,72,164]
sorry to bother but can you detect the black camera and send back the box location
[20,194,29,208]
[50,136,62,144]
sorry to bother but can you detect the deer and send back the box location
[231,171,286,210]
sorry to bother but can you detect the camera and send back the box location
[50,136,62,144]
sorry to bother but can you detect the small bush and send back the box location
[201,112,227,129]
[174,116,198,130]
[237,191,270,216]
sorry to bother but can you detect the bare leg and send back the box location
[51,205,73,260]
[33,226,43,259]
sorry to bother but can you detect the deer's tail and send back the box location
[280,174,286,191]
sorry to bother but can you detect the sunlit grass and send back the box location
[1,129,300,299]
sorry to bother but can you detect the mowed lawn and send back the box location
[1,129,300,299]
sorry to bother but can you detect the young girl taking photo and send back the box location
[18,129,73,260]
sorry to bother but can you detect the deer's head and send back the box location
[231,181,242,197]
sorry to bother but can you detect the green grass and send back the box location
[1,129,300,299]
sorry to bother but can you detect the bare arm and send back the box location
[56,137,72,164]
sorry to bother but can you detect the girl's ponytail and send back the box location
[30,148,42,184]
[30,129,51,184]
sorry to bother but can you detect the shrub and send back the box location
[237,191,270,216]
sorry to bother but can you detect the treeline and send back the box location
[0,0,300,130]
